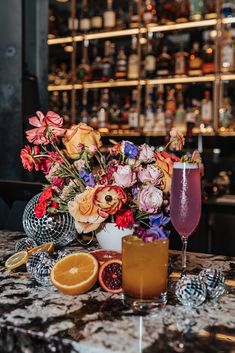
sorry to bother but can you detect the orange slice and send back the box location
[28,242,54,256]
[98,259,122,293]
[90,249,121,265]
[5,251,29,270]
[50,252,99,295]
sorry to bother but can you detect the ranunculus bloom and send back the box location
[155,151,179,192]
[26,111,65,145]
[139,144,155,162]
[68,187,107,234]
[138,165,162,185]
[40,152,63,174]
[113,165,137,188]
[115,209,135,229]
[94,185,127,216]
[63,123,102,159]
[169,128,185,151]
[20,145,40,171]
[34,201,47,218]
[137,184,163,213]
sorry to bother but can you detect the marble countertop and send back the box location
[0,230,235,353]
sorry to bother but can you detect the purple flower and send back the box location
[131,183,141,197]
[149,214,170,228]
[79,168,95,187]
[124,142,139,159]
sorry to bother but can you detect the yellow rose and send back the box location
[68,187,107,234]
[63,123,102,159]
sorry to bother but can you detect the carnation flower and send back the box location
[115,209,135,229]
[137,184,163,213]
[113,165,137,188]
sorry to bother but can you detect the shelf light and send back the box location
[48,84,73,91]
[84,28,139,41]
[148,75,215,85]
[222,17,235,24]
[221,74,235,81]
[149,19,217,33]
[48,36,73,45]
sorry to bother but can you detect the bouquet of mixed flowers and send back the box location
[20,110,188,242]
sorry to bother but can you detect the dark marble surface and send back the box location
[0,230,235,353]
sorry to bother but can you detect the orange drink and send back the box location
[122,235,169,311]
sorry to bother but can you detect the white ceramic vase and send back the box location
[95,223,134,252]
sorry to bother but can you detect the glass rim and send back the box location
[173,162,199,169]
[122,235,169,245]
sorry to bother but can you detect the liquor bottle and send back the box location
[102,41,114,81]
[115,47,127,79]
[142,0,157,26]
[221,2,235,18]
[186,98,200,141]
[57,63,70,85]
[91,6,103,31]
[128,36,139,79]
[90,90,99,129]
[156,45,171,76]
[175,0,190,23]
[129,0,139,28]
[129,89,139,129]
[205,0,217,19]
[144,39,156,78]
[165,87,176,132]
[221,29,235,73]
[121,96,131,126]
[202,40,215,74]
[103,0,116,30]
[116,7,126,29]
[201,90,213,128]
[110,96,121,126]
[144,87,155,132]
[92,56,103,81]
[77,57,92,82]
[68,16,79,33]
[175,44,188,76]
[154,84,166,132]
[219,95,233,129]
[79,0,91,33]
[98,89,109,128]
[175,85,186,132]
[189,0,204,21]
[160,0,176,24]
[188,42,203,76]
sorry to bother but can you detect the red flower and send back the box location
[94,185,127,216]
[38,187,53,203]
[51,201,59,209]
[20,145,40,171]
[52,177,64,189]
[34,201,47,218]
[115,209,135,229]
[26,111,65,145]
[40,152,63,174]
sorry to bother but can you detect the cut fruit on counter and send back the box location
[90,249,121,265]
[50,252,99,295]
[27,242,54,256]
[98,259,122,293]
[5,251,29,270]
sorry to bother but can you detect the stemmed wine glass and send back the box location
[170,162,201,271]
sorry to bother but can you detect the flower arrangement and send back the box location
[20,110,190,242]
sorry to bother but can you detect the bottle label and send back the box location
[91,16,103,29]
[145,55,156,71]
[143,12,153,24]
[201,101,212,122]
[68,18,78,30]
[129,112,138,128]
[221,45,234,71]
[128,56,139,79]
[175,55,186,74]
[80,18,91,31]
[102,63,112,78]
[104,11,116,28]
[189,57,202,69]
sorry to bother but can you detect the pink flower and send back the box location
[52,177,64,189]
[26,111,65,145]
[139,144,155,162]
[138,165,162,185]
[40,152,63,174]
[137,184,163,213]
[113,165,137,188]
[88,145,98,155]
[20,145,40,172]
[169,128,185,151]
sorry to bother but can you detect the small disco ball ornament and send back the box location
[175,275,207,307]
[32,258,55,286]
[26,251,50,275]
[56,249,71,261]
[22,193,76,247]
[198,268,225,299]
[15,237,37,252]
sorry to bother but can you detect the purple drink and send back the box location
[170,163,201,238]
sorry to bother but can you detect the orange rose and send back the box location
[94,185,127,216]
[63,123,102,159]
[155,151,179,192]
[68,187,107,234]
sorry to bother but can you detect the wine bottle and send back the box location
[201,90,213,128]
[115,47,127,79]
[175,0,190,23]
[221,28,235,73]
[156,45,171,76]
[144,39,156,78]
[79,0,91,33]
[128,35,139,79]
[142,0,157,26]
[129,89,139,129]
[188,42,203,76]
[175,44,188,76]
[102,41,114,81]
[103,0,116,30]
[205,0,216,19]
[91,5,103,31]
[129,0,139,28]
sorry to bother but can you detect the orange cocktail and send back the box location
[122,235,169,307]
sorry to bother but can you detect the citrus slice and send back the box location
[98,259,122,293]
[5,251,29,270]
[28,242,54,256]
[90,249,121,265]
[50,252,99,295]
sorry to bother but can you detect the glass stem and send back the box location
[181,237,188,272]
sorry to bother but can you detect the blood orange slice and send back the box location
[98,259,122,293]
[90,249,121,265]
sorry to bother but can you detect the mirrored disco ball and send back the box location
[32,258,55,286]
[175,275,207,307]
[15,237,37,252]
[26,251,50,275]
[22,193,77,247]
[199,268,225,299]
